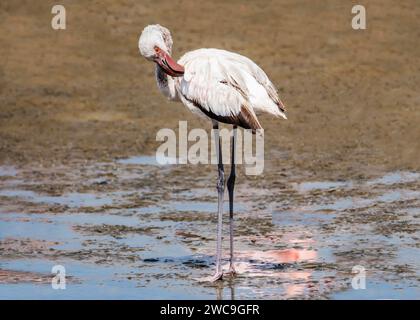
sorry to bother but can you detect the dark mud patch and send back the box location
[0,238,60,259]
[73,224,160,238]
[0,269,52,284]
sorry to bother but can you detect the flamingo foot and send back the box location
[209,271,223,282]
[228,264,236,276]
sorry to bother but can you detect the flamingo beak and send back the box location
[155,50,184,77]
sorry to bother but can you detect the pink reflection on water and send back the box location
[230,231,318,298]
[236,248,317,264]
[197,226,325,298]
[228,248,317,298]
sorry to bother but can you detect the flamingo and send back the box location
[138,24,287,281]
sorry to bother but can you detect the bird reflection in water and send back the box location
[210,232,322,299]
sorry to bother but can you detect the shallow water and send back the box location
[117,155,178,166]
[367,172,420,186]
[0,161,419,299]
[0,190,118,207]
[293,181,352,192]
[0,166,17,177]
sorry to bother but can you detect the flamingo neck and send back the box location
[155,65,178,101]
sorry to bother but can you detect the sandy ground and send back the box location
[0,0,419,176]
[0,1,419,299]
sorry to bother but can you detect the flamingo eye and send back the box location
[154,46,160,53]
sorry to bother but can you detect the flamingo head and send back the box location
[138,24,184,77]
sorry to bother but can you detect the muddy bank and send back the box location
[0,0,419,178]
[0,268,51,284]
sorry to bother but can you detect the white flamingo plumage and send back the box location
[138,24,287,281]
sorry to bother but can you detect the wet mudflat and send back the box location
[0,0,419,300]
[0,160,418,299]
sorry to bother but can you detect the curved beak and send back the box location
[155,50,184,77]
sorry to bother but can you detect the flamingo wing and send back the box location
[224,51,286,115]
[176,49,263,130]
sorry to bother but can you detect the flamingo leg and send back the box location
[227,126,237,275]
[211,122,224,282]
